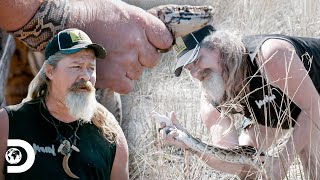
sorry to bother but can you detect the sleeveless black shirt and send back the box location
[3,98,116,180]
[243,34,320,129]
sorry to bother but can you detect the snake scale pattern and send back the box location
[150,5,264,171]
[4,3,264,172]
[152,111,263,171]
[12,0,70,51]
[148,4,214,38]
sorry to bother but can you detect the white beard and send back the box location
[201,72,225,105]
[65,90,97,124]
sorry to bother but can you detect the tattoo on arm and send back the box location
[11,0,70,51]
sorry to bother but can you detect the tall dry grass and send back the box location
[121,0,320,179]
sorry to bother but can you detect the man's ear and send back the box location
[44,64,54,80]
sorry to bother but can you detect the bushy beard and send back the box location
[65,80,97,124]
[200,72,225,106]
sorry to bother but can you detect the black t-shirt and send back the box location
[243,34,320,129]
[3,98,116,180]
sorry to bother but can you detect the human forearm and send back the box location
[273,109,315,179]
[285,97,320,155]
[110,122,129,180]
[66,0,131,50]
[282,109,315,159]
[163,126,260,173]
[11,0,71,51]
[197,96,249,174]
[292,114,311,153]
[8,0,136,51]
[67,0,170,53]
[67,0,130,28]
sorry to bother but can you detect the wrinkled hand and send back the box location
[152,111,189,149]
[70,0,173,94]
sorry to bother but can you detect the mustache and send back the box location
[199,68,212,78]
[69,80,95,92]
[191,68,212,81]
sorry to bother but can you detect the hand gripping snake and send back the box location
[152,112,265,171]
[149,5,265,171]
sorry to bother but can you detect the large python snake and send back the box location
[148,4,214,38]
[0,1,218,178]
[152,112,265,171]
[150,4,265,171]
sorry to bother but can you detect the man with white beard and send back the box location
[64,79,97,124]
[158,25,320,179]
[0,29,129,180]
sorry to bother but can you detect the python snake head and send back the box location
[148,4,214,38]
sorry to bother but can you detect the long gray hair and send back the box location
[24,52,64,101]
[24,52,120,143]
[200,30,249,113]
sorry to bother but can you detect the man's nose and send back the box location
[185,63,201,80]
[191,70,202,80]
[80,69,91,81]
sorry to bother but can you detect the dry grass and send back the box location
[121,0,320,179]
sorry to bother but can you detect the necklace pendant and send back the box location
[58,140,72,156]
[71,145,80,152]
